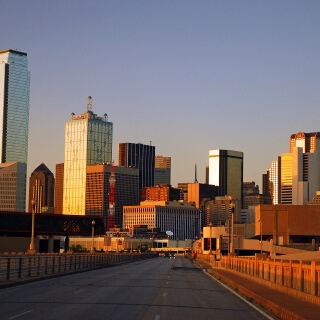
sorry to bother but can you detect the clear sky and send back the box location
[2,1,320,188]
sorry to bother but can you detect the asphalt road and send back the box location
[0,256,274,320]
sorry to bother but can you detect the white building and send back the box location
[123,201,201,240]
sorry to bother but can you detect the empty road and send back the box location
[0,256,274,320]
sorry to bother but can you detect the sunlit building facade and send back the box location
[154,155,171,186]
[123,201,201,240]
[63,97,113,215]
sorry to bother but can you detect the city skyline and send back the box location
[1,2,320,188]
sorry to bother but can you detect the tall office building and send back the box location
[208,149,243,207]
[28,163,55,213]
[269,158,281,204]
[0,162,26,211]
[281,146,318,205]
[86,164,139,228]
[290,131,320,192]
[63,97,113,215]
[0,49,30,211]
[154,155,171,186]
[118,142,155,191]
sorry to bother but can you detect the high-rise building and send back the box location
[290,131,320,192]
[154,155,171,186]
[86,164,139,228]
[54,163,64,214]
[63,97,113,215]
[208,149,243,207]
[141,185,180,202]
[0,162,26,211]
[118,142,155,192]
[28,163,55,213]
[0,49,30,211]
[281,146,317,205]
[188,183,217,209]
[269,158,281,204]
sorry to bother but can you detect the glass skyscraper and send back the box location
[0,49,30,164]
[0,49,30,211]
[63,97,113,215]
[208,149,243,207]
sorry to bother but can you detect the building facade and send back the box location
[154,155,171,186]
[188,183,217,209]
[123,201,201,240]
[208,149,243,207]
[0,162,26,211]
[63,97,113,215]
[118,142,155,192]
[140,185,180,202]
[0,49,30,211]
[28,163,55,213]
[86,164,139,228]
[54,163,64,214]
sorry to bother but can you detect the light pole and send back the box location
[258,219,262,253]
[29,199,36,253]
[209,222,213,254]
[91,220,95,253]
[230,202,235,254]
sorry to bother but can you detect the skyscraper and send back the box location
[154,155,171,186]
[63,97,113,215]
[208,149,243,207]
[118,142,155,191]
[28,163,55,213]
[0,49,30,211]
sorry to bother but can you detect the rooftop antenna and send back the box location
[194,164,198,183]
[87,96,92,112]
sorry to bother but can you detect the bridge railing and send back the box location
[0,252,158,283]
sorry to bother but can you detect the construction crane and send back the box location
[108,161,116,230]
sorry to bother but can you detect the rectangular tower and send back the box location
[118,142,155,191]
[63,97,113,215]
[208,149,243,207]
[154,155,171,186]
[0,49,30,211]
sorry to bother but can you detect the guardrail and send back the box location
[0,252,158,283]
[195,253,320,305]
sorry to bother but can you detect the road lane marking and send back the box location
[163,292,167,297]
[204,270,275,320]
[8,310,33,319]
[155,315,160,320]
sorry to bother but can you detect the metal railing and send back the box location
[0,252,158,283]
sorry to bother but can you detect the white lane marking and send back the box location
[204,270,275,320]
[155,315,161,320]
[8,310,33,319]
[163,292,167,297]
[165,281,168,285]
[75,288,85,294]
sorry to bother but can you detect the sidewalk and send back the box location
[195,260,320,320]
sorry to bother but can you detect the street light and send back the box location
[29,199,36,253]
[230,202,235,254]
[91,220,95,253]
[258,219,262,254]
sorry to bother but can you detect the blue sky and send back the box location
[2,1,320,188]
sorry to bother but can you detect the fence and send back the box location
[203,254,320,305]
[0,252,158,283]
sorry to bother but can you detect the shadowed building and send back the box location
[141,184,180,202]
[28,163,55,213]
[118,142,155,193]
[0,162,26,211]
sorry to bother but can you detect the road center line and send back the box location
[8,310,33,319]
